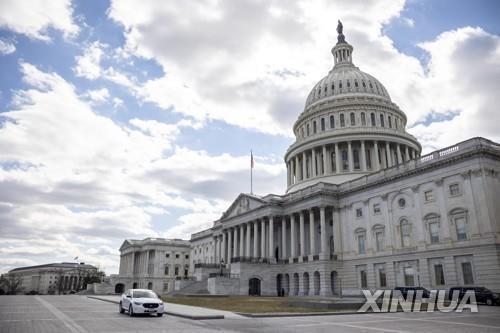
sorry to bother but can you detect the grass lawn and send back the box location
[162,296,340,313]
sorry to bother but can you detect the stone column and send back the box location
[246,223,251,257]
[361,140,367,171]
[290,214,296,259]
[299,212,305,258]
[227,228,232,263]
[320,206,327,259]
[374,141,380,171]
[281,217,287,259]
[302,151,307,179]
[214,237,219,263]
[335,142,341,173]
[397,144,402,165]
[348,141,353,172]
[322,145,327,175]
[435,179,452,243]
[312,148,316,177]
[222,232,227,264]
[253,221,258,257]
[233,227,238,257]
[309,209,316,257]
[260,219,266,258]
[405,145,410,161]
[385,142,392,167]
[269,216,274,261]
[239,224,244,257]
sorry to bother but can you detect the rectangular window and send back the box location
[404,267,415,286]
[429,222,440,244]
[378,268,387,287]
[174,267,179,276]
[164,265,169,275]
[163,282,169,292]
[424,190,434,202]
[373,203,381,214]
[375,231,384,252]
[176,254,180,259]
[462,262,474,284]
[185,254,189,259]
[166,253,170,258]
[434,264,445,285]
[455,217,467,241]
[358,235,366,254]
[401,223,411,248]
[330,115,335,128]
[356,208,363,218]
[360,270,368,288]
[449,183,460,196]
[321,118,325,131]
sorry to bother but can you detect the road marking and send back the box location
[34,296,87,333]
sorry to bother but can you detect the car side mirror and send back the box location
[126,295,131,298]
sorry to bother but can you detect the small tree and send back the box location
[82,269,105,289]
[0,274,24,295]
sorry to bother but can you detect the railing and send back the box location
[175,276,196,281]
[231,256,270,264]
[194,263,223,269]
[208,273,240,279]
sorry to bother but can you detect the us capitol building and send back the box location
[109,23,500,297]
[187,23,500,297]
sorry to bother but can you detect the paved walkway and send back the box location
[88,295,245,319]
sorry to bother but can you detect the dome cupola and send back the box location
[284,21,421,193]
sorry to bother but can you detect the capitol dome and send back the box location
[285,21,421,192]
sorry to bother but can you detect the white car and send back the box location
[119,289,164,317]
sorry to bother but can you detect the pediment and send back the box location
[221,193,266,220]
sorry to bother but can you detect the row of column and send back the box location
[286,140,419,186]
[213,206,341,265]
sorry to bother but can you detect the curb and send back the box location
[87,296,225,320]
[235,311,362,318]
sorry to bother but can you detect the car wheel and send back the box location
[128,304,134,317]
[119,302,125,314]
[486,298,493,306]
[157,313,163,317]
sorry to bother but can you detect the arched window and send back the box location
[340,114,345,127]
[350,112,355,126]
[321,118,325,131]
[380,114,385,127]
[372,225,385,252]
[339,80,343,89]
[347,80,351,88]
[400,219,412,248]
[306,124,310,136]
[450,208,468,241]
[330,115,335,128]
[424,213,440,244]
[354,80,359,88]
[361,112,366,126]
[313,121,317,134]
[388,116,392,128]
[331,83,335,91]
[301,127,304,138]
[355,228,367,254]
[370,113,376,126]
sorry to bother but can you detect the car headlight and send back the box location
[133,301,142,305]
[158,301,163,305]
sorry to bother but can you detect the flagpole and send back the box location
[250,150,253,195]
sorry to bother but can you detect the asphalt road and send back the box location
[1,295,500,333]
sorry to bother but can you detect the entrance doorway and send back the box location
[115,283,124,294]
[249,278,261,296]
[276,274,283,296]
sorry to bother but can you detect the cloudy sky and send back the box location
[0,0,499,274]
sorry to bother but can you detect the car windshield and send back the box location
[132,291,158,298]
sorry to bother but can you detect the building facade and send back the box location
[188,24,500,297]
[2,262,97,295]
[113,238,190,295]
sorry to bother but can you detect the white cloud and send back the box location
[0,39,15,55]
[86,88,110,103]
[74,41,106,80]
[112,97,124,108]
[0,63,284,273]
[0,0,78,41]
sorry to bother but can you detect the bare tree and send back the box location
[0,274,24,295]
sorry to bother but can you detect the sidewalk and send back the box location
[87,295,245,320]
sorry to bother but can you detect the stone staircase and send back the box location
[168,278,209,296]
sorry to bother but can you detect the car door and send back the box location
[122,290,130,308]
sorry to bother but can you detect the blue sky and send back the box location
[0,0,499,274]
